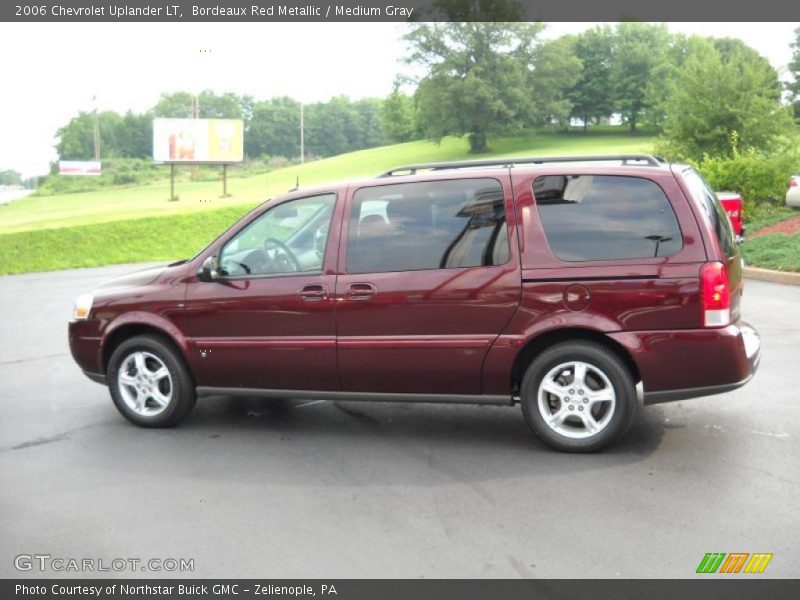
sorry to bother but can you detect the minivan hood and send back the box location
[94,264,171,292]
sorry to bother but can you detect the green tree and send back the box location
[56,112,96,159]
[643,33,693,130]
[153,90,247,119]
[381,85,417,143]
[302,96,384,158]
[246,96,301,158]
[405,22,546,153]
[658,38,792,160]
[114,111,152,158]
[531,37,582,129]
[55,111,131,160]
[566,26,615,132]
[0,169,22,186]
[352,98,385,149]
[788,26,800,118]
[305,97,355,157]
[197,90,247,119]
[713,37,772,68]
[153,92,194,118]
[610,23,671,132]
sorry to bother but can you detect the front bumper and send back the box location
[68,319,103,378]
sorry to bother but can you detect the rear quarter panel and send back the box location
[482,167,709,395]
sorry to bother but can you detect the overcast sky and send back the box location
[0,22,797,177]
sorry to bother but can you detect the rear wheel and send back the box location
[520,341,636,452]
[107,335,196,427]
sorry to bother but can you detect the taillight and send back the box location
[791,179,798,188]
[701,261,730,327]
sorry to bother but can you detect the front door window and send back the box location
[220,193,335,277]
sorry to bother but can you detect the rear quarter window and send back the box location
[682,169,735,258]
[533,175,683,262]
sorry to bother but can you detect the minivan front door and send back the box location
[335,177,521,395]
[185,193,341,391]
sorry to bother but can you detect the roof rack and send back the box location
[377,154,664,178]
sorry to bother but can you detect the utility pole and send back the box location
[300,103,304,164]
[92,95,100,161]
[191,94,199,181]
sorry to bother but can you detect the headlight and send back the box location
[72,293,94,320]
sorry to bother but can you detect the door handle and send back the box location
[299,284,328,301]
[347,283,377,301]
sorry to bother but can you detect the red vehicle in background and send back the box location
[716,191,745,240]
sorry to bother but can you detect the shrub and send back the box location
[35,158,166,196]
[694,145,798,212]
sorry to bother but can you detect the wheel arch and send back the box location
[510,328,642,396]
[101,316,191,375]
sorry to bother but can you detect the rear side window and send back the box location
[533,175,683,262]
[682,169,735,258]
[347,178,509,274]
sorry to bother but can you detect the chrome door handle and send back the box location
[299,284,328,301]
[347,283,377,301]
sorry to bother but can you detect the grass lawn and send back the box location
[741,206,800,272]
[0,130,654,274]
[0,206,253,275]
[742,234,800,272]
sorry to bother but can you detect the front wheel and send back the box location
[107,335,196,427]
[520,341,636,452]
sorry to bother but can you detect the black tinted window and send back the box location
[534,175,682,261]
[683,169,735,257]
[347,179,509,274]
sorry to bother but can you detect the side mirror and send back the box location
[198,255,220,282]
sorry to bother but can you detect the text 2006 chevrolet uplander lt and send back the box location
[68,155,760,452]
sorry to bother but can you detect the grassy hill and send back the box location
[1,131,653,235]
[0,130,654,274]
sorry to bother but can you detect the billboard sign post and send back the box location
[152,118,244,200]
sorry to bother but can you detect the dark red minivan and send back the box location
[68,155,760,452]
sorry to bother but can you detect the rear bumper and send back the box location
[643,355,758,404]
[610,322,761,405]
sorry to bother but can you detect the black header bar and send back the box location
[2,0,800,22]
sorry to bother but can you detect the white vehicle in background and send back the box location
[787,176,800,208]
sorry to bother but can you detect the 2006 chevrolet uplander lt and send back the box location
[69,155,761,452]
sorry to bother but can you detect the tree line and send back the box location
[54,22,800,165]
[404,21,796,158]
[55,92,386,163]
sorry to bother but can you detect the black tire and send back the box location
[520,341,636,452]
[107,334,196,428]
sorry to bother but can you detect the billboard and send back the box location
[153,118,244,163]
[59,161,101,176]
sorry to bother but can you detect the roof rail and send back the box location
[377,154,664,178]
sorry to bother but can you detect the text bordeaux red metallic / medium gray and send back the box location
[68,155,760,451]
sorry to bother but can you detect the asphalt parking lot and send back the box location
[1,263,798,579]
